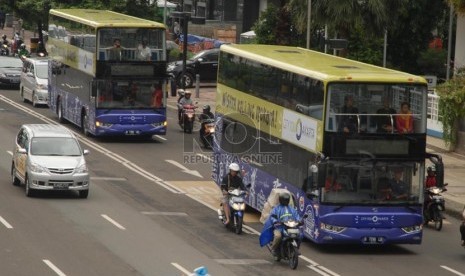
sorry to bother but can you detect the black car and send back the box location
[0,56,23,88]
[167,48,219,88]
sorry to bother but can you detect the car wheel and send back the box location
[32,92,37,107]
[11,165,20,186]
[183,72,194,88]
[21,87,27,103]
[79,189,89,199]
[25,176,35,197]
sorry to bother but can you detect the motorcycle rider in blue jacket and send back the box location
[269,193,301,256]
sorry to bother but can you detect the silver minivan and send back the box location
[11,124,90,198]
[19,57,49,107]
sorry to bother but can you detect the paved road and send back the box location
[1,87,465,276]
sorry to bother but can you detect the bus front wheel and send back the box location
[81,113,91,137]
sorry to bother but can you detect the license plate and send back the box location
[53,183,69,189]
[125,130,141,135]
[362,236,385,244]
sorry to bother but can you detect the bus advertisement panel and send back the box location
[213,44,428,245]
[47,9,168,137]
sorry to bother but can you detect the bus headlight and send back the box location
[96,121,112,128]
[320,223,346,233]
[401,225,422,233]
[152,121,167,127]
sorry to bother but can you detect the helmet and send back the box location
[184,90,192,95]
[279,193,290,206]
[228,162,240,172]
[427,165,436,173]
[203,105,210,112]
[178,89,185,96]
[20,43,26,50]
[1,34,6,40]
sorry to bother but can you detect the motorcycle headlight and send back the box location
[29,162,47,173]
[232,203,246,211]
[75,163,88,174]
[320,223,346,233]
[401,225,422,233]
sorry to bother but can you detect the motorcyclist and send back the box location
[177,89,185,103]
[1,34,8,45]
[177,90,193,124]
[199,105,214,147]
[220,163,246,225]
[425,165,437,188]
[18,43,30,58]
[269,193,301,256]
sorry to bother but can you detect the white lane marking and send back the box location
[101,214,126,230]
[166,159,203,178]
[0,216,13,229]
[308,265,332,276]
[154,135,167,141]
[171,262,191,275]
[7,150,13,156]
[141,211,188,216]
[167,104,177,110]
[43,259,67,276]
[441,266,465,276]
[316,265,342,276]
[299,255,319,266]
[196,153,213,162]
[215,259,270,265]
[90,177,127,181]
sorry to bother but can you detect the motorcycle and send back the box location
[268,214,307,270]
[217,187,249,234]
[180,104,197,133]
[1,43,9,56]
[423,183,448,231]
[200,118,215,148]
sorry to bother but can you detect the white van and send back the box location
[11,124,90,198]
[19,57,49,107]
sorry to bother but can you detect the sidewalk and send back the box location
[7,24,465,220]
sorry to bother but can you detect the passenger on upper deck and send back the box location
[376,97,397,133]
[137,40,151,61]
[338,95,359,133]
[396,102,413,133]
[109,38,124,61]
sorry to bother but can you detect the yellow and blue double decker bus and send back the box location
[47,9,168,137]
[213,44,429,245]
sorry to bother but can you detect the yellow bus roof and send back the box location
[220,44,427,84]
[49,9,166,29]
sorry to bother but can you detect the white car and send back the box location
[11,124,90,198]
[19,57,49,107]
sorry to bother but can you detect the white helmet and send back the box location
[228,163,240,172]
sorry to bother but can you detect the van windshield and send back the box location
[36,64,48,79]
[30,137,82,156]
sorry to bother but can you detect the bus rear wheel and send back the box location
[57,99,66,123]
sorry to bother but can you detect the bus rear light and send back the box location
[401,225,422,233]
[320,223,346,233]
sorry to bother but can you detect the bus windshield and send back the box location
[98,28,165,61]
[325,83,427,134]
[95,80,164,109]
[320,160,422,205]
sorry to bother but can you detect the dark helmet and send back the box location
[203,105,210,112]
[279,193,290,206]
[1,34,6,40]
[427,165,436,173]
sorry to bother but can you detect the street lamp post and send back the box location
[306,0,312,49]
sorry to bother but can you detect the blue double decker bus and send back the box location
[47,9,168,137]
[213,44,429,245]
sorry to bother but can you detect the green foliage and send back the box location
[252,4,305,46]
[417,48,448,78]
[346,23,384,66]
[436,72,465,146]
